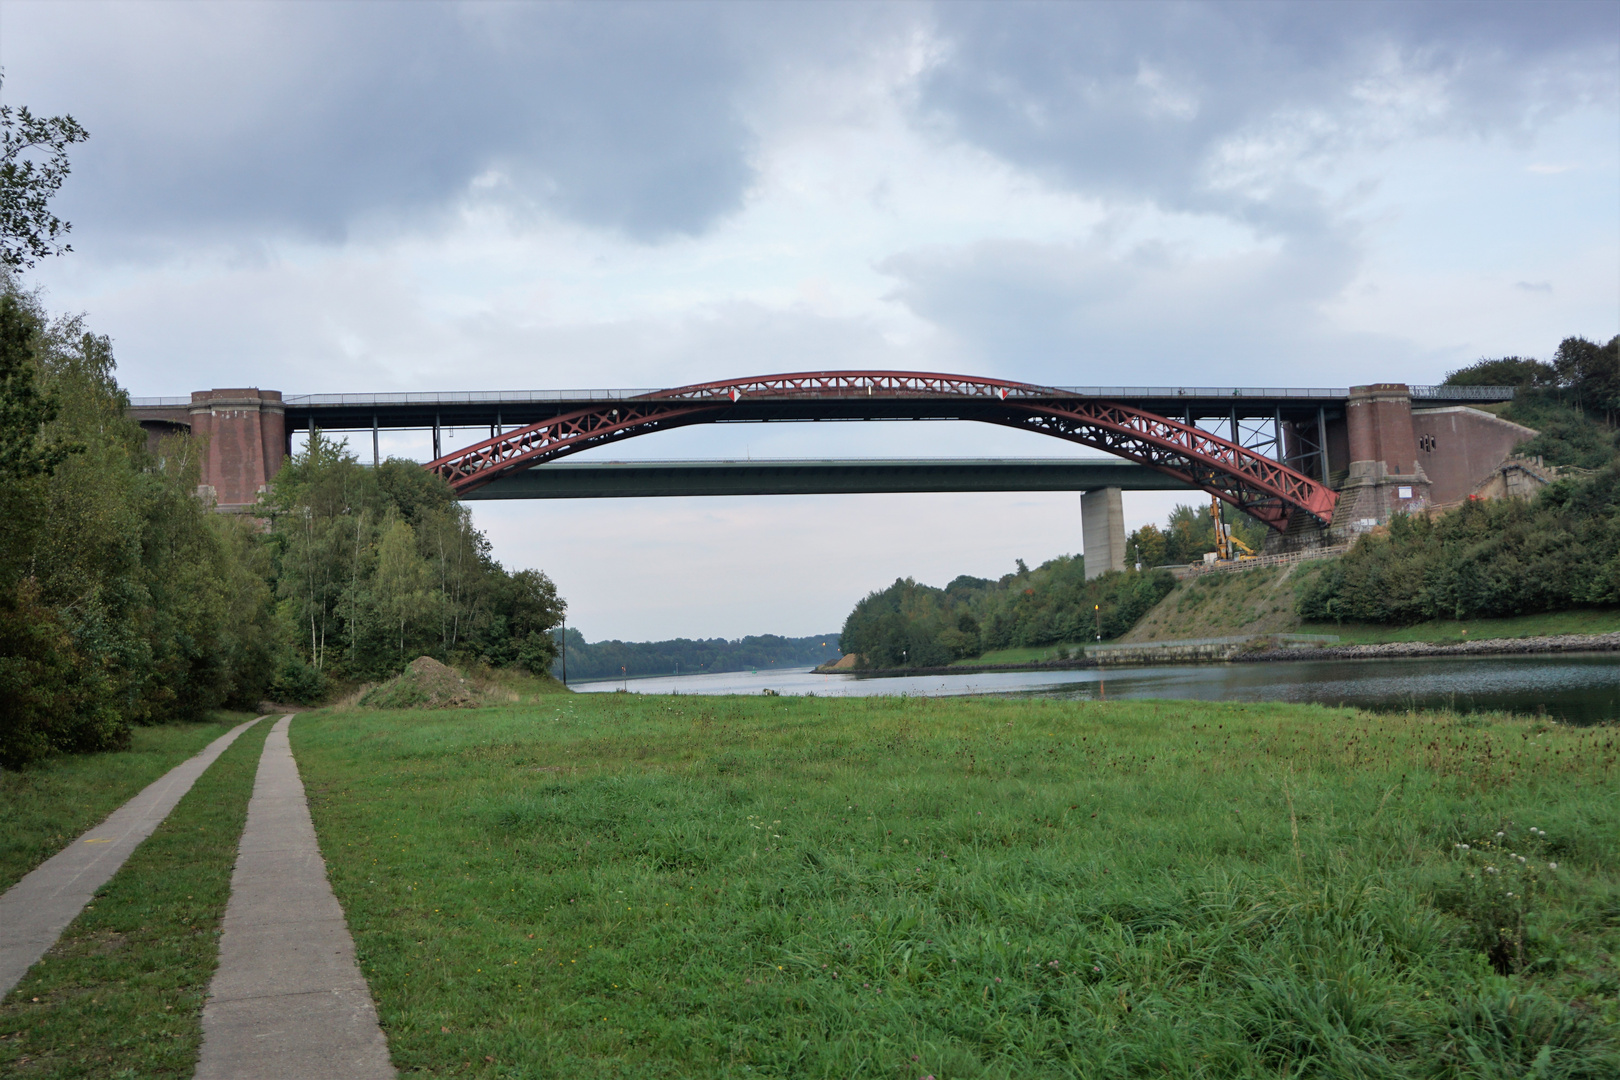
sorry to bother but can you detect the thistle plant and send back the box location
[1451,825,1559,975]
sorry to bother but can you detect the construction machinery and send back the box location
[1211,495,1259,562]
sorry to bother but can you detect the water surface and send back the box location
[570,653,1620,725]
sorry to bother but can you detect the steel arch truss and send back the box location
[990,398,1336,528]
[426,371,1338,528]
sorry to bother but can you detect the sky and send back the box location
[2,1,1616,641]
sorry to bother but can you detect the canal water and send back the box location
[570,652,1620,725]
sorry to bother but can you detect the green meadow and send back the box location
[288,695,1618,1078]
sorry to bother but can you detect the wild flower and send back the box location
[1450,828,1553,974]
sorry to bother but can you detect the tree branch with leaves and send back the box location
[0,77,89,269]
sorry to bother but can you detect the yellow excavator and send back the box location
[1211,495,1259,562]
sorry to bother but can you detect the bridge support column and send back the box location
[1081,487,1125,579]
[1337,383,1430,534]
[188,389,286,512]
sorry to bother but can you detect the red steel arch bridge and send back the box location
[420,371,1338,530]
[130,375,1517,572]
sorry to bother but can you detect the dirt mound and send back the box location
[358,656,482,709]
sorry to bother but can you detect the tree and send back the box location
[1442,356,1558,390]
[0,292,67,483]
[0,82,89,269]
[371,516,433,660]
[1553,336,1620,421]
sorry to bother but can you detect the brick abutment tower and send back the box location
[1335,382,1431,532]
[186,389,287,511]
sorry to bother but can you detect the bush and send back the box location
[267,655,325,706]
[1298,465,1620,623]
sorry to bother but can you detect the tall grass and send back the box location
[294,696,1619,1078]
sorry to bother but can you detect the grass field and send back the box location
[0,716,245,894]
[293,695,1619,1078]
[0,715,272,1078]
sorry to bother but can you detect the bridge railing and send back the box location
[130,385,1519,411]
[1409,385,1516,400]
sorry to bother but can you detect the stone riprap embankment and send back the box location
[1239,632,1620,663]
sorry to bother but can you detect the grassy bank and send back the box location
[295,696,1618,1078]
[1119,562,1620,652]
[948,642,1090,666]
[0,716,245,893]
[0,716,272,1078]
[1301,608,1620,647]
[1123,564,1303,644]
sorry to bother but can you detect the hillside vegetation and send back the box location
[1300,464,1620,625]
[840,556,1175,667]
[1122,563,1304,642]
[0,281,567,767]
[1445,337,1619,467]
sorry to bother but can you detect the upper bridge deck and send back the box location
[129,384,1514,434]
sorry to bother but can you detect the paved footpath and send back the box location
[195,715,394,1080]
[0,715,267,997]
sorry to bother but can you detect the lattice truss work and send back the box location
[426,372,1338,528]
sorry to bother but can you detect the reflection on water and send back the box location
[571,653,1620,725]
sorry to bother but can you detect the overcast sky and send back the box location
[3,1,1616,642]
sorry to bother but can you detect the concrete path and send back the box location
[0,715,267,997]
[195,716,394,1080]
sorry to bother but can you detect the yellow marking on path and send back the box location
[84,838,114,844]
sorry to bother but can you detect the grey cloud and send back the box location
[1515,280,1553,293]
[878,230,1416,385]
[12,2,760,245]
[920,1,1618,230]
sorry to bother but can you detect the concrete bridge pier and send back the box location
[1081,487,1125,579]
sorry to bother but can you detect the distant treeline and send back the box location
[840,555,1176,668]
[556,630,841,682]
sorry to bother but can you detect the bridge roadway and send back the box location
[131,384,1512,442]
[457,457,1195,500]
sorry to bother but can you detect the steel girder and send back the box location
[425,371,1338,528]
